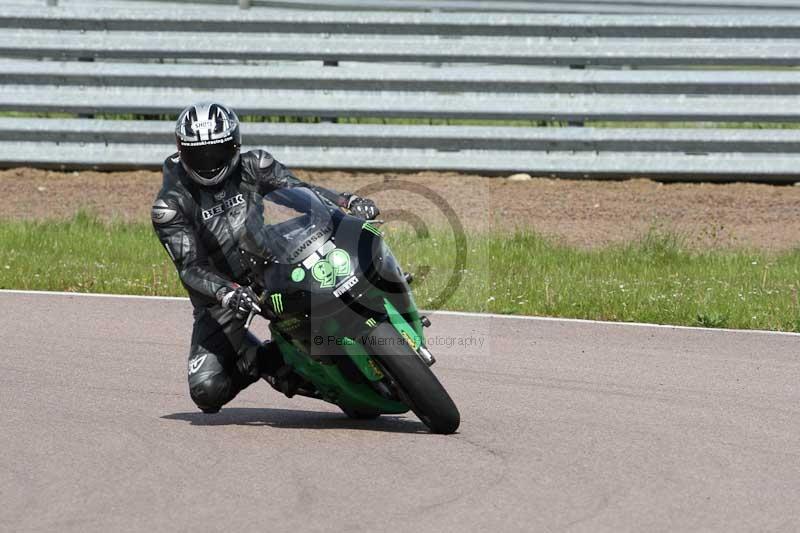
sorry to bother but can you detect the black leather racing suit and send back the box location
[152,149,348,412]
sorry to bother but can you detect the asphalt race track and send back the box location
[1,291,799,532]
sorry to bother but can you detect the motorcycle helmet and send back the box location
[175,101,241,187]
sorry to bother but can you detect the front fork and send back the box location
[381,297,435,366]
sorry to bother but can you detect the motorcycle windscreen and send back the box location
[242,187,336,265]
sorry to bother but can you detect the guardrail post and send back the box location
[568,64,585,127]
[321,60,339,123]
[77,57,95,119]
[239,0,251,8]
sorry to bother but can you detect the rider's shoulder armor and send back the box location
[239,149,275,185]
[152,153,191,225]
[161,152,185,187]
[239,149,302,194]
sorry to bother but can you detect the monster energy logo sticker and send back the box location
[365,318,377,328]
[362,222,381,236]
[311,248,352,288]
[270,293,284,314]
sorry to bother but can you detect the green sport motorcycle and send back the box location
[238,187,460,434]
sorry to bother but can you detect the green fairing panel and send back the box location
[406,301,425,340]
[383,298,425,350]
[341,337,384,382]
[270,327,408,414]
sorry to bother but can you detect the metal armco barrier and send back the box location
[17,0,800,14]
[1,1,799,180]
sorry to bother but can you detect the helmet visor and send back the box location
[180,135,238,177]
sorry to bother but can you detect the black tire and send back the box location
[368,323,460,434]
[340,406,381,420]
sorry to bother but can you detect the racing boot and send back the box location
[265,364,304,398]
[254,340,309,398]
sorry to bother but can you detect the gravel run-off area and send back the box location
[1,167,799,251]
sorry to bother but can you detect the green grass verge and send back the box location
[1,213,798,332]
[0,212,184,296]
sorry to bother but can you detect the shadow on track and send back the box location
[162,407,428,434]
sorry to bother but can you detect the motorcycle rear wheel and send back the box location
[368,323,460,434]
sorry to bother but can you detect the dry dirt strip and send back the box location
[3,168,800,250]
[1,291,799,532]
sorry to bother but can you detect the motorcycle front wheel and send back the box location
[368,322,460,434]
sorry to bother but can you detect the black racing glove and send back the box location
[218,285,262,319]
[346,195,380,220]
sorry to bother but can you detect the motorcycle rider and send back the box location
[152,101,379,414]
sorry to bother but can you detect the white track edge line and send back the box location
[1,288,798,337]
[429,309,800,337]
[0,289,187,302]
